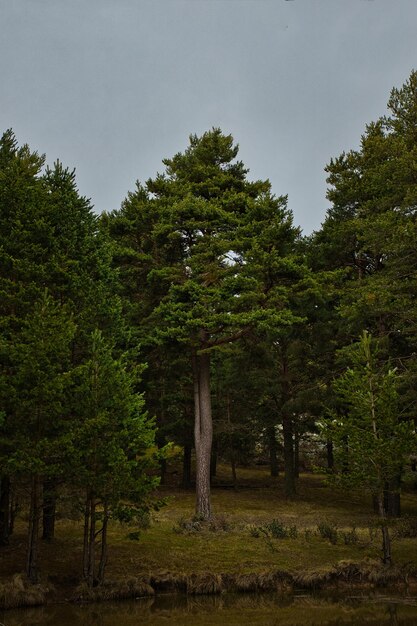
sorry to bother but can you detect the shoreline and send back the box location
[2,560,417,610]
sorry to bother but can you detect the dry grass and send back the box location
[0,574,51,609]
[72,577,154,602]
[1,464,417,606]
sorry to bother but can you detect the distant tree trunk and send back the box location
[283,414,296,497]
[181,442,192,488]
[159,457,167,486]
[376,491,392,565]
[341,433,349,474]
[193,346,212,520]
[97,503,109,584]
[387,604,399,626]
[26,475,42,583]
[412,460,417,491]
[294,427,300,479]
[156,434,167,485]
[83,494,90,581]
[9,488,18,536]
[280,353,295,497]
[83,491,97,587]
[326,439,334,471]
[384,476,401,518]
[268,426,279,477]
[230,452,237,487]
[0,475,10,546]
[373,480,402,517]
[42,480,57,541]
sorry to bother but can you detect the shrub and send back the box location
[249,519,298,540]
[172,517,203,534]
[393,516,417,539]
[317,522,339,544]
[342,527,359,545]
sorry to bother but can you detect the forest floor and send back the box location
[1,463,417,605]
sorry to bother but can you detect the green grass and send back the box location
[1,465,417,585]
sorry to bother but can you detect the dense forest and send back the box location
[1,71,417,590]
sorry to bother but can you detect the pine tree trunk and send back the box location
[384,476,401,518]
[26,475,42,583]
[377,492,392,565]
[157,434,167,485]
[83,493,90,581]
[159,457,167,486]
[326,439,334,471]
[9,489,18,536]
[283,414,296,497]
[83,491,97,587]
[268,426,279,477]
[231,453,237,487]
[294,428,300,479]
[97,504,108,584]
[0,475,10,546]
[87,495,96,586]
[281,352,295,497]
[193,348,212,520]
[181,442,192,488]
[42,480,56,541]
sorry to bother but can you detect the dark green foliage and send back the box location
[0,130,158,584]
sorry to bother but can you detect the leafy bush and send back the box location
[126,531,141,541]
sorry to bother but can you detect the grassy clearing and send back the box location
[1,465,417,595]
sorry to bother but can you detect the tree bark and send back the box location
[384,476,401,518]
[9,488,18,536]
[283,414,296,497]
[231,452,237,487]
[326,439,334,471]
[267,426,279,477]
[26,475,42,583]
[42,480,57,541]
[294,427,300,479]
[87,495,96,587]
[377,491,392,565]
[281,352,295,497]
[159,457,167,486]
[193,347,212,520]
[0,475,10,546]
[156,434,167,485]
[83,491,97,587]
[97,504,108,584]
[83,493,90,581]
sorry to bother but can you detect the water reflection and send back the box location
[2,591,417,626]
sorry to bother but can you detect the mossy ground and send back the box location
[1,464,417,589]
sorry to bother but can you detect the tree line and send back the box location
[1,71,417,581]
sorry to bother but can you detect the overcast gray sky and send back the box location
[1,0,416,234]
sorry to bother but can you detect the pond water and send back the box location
[2,591,417,626]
